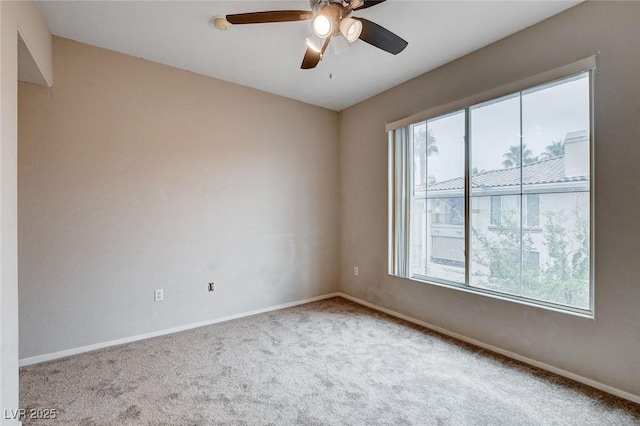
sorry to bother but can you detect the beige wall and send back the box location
[339,1,640,397]
[18,37,339,359]
[16,0,640,405]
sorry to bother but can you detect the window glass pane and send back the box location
[426,111,466,188]
[525,194,540,227]
[526,251,540,273]
[522,73,590,193]
[471,95,521,194]
[423,111,465,284]
[428,197,465,279]
[470,195,521,294]
[412,122,427,194]
[470,94,523,295]
[491,196,502,225]
[522,192,590,309]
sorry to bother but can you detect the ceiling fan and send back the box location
[214,0,408,69]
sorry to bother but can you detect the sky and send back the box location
[413,73,590,184]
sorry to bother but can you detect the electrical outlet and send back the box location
[354,267,359,276]
[154,289,163,302]
[208,282,214,292]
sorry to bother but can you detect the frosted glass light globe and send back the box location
[312,14,332,39]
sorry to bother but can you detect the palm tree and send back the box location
[414,127,438,186]
[415,127,438,157]
[502,144,537,168]
[539,140,565,159]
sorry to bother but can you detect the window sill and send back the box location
[405,274,595,319]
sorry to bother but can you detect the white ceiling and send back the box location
[37,1,580,111]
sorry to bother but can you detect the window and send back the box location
[410,110,466,283]
[524,194,540,228]
[390,63,593,314]
[437,198,464,225]
[490,196,502,226]
[526,251,540,274]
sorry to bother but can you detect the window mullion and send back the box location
[464,108,471,288]
[423,123,429,278]
[407,126,415,277]
[519,92,525,297]
[402,127,412,276]
[588,69,595,313]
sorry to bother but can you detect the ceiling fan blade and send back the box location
[356,0,387,10]
[301,38,331,70]
[226,10,312,25]
[356,18,408,55]
[301,48,321,70]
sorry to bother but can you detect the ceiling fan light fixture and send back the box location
[312,13,333,38]
[331,34,350,55]
[222,0,406,70]
[339,17,362,43]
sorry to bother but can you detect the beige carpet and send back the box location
[20,297,640,425]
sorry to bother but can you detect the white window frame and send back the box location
[388,57,596,317]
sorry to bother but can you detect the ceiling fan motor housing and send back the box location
[310,0,339,13]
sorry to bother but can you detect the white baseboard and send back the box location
[19,292,341,367]
[19,290,639,405]
[336,292,640,405]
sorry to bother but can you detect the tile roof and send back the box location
[425,156,588,192]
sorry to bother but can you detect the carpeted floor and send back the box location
[20,297,640,425]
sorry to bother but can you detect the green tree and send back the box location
[539,208,589,307]
[502,144,538,168]
[540,140,565,159]
[472,202,589,307]
[414,127,438,187]
[471,211,537,296]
